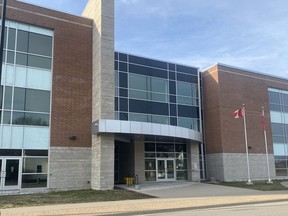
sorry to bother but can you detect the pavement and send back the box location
[1,182,288,216]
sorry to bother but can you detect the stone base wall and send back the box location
[187,142,201,182]
[206,153,276,182]
[49,147,91,190]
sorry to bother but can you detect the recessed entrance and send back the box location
[156,158,175,181]
[0,158,21,191]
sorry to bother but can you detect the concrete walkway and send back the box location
[1,182,288,216]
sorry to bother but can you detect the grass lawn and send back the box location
[218,180,288,191]
[0,187,155,209]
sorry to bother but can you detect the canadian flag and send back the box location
[233,108,243,119]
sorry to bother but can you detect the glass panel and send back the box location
[157,160,165,179]
[129,89,148,100]
[22,158,48,173]
[176,159,187,170]
[12,112,25,125]
[25,89,50,113]
[156,143,174,152]
[24,150,48,157]
[28,55,51,70]
[145,159,156,170]
[5,159,19,186]
[151,93,167,102]
[151,78,167,93]
[3,111,11,124]
[145,143,155,152]
[145,153,155,158]
[166,160,175,179]
[16,53,28,66]
[275,160,287,169]
[7,51,15,64]
[129,113,148,122]
[17,30,29,52]
[145,171,156,181]
[0,149,22,156]
[8,28,16,50]
[13,88,25,110]
[129,74,147,91]
[28,32,52,56]
[276,169,287,176]
[4,87,12,109]
[22,174,47,188]
[24,113,49,126]
[176,171,188,180]
[151,115,169,124]
[175,144,187,152]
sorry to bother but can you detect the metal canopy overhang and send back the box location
[92,119,203,142]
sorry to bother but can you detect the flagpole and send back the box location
[262,107,272,184]
[243,104,252,184]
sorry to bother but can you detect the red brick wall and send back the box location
[203,64,288,154]
[4,0,93,147]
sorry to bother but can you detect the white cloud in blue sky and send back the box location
[21,0,288,77]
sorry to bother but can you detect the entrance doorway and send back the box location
[0,158,21,191]
[156,159,175,181]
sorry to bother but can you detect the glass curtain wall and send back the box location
[0,20,53,189]
[268,88,288,177]
[114,52,200,131]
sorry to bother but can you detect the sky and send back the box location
[20,0,288,78]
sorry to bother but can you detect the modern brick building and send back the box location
[0,0,287,193]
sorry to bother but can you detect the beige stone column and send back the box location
[83,0,115,190]
[134,136,145,183]
[187,142,201,182]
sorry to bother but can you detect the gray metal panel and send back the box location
[94,119,203,142]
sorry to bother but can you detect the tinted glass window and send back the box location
[13,88,25,110]
[16,53,28,66]
[151,77,167,93]
[178,105,199,118]
[145,143,155,152]
[119,53,127,62]
[8,28,16,50]
[119,98,128,112]
[28,55,51,69]
[7,51,15,64]
[119,88,128,97]
[169,81,176,95]
[176,65,198,75]
[3,111,11,124]
[119,72,128,88]
[4,87,12,109]
[129,74,147,91]
[25,112,49,126]
[271,123,284,136]
[17,30,29,52]
[269,91,280,104]
[28,32,52,56]
[283,94,288,106]
[25,89,50,113]
[177,73,198,83]
[170,104,177,116]
[119,62,127,72]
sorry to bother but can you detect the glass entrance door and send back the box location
[0,158,21,191]
[156,159,175,181]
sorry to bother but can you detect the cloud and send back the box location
[120,0,139,4]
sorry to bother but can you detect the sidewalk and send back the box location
[1,194,288,216]
[1,182,288,216]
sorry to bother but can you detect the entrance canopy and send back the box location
[92,119,203,142]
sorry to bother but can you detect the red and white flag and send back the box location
[233,108,243,119]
